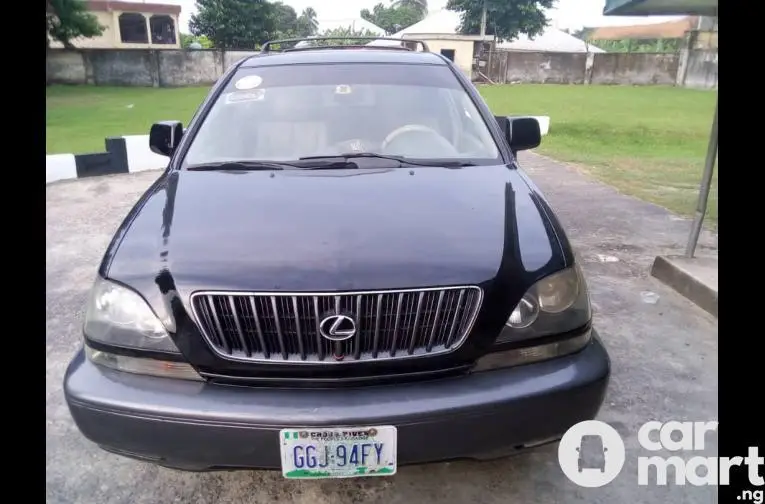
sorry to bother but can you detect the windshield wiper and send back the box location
[187,161,291,171]
[299,153,477,168]
[187,159,360,171]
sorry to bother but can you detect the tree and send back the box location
[360,2,424,35]
[181,33,214,48]
[272,1,299,38]
[318,26,380,45]
[190,0,278,49]
[445,0,555,42]
[46,0,104,49]
[394,0,428,17]
[297,7,319,36]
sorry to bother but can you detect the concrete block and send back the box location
[651,255,718,318]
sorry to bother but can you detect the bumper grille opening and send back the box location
[190,287,482,364]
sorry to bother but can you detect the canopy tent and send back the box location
[604,0,717,258]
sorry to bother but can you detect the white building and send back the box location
[370,9,604,77]
[496,28,605,53]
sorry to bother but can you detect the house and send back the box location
[370,10,601,79]
[48,0,181,49]
[369,10,493,78]
[588,16,697,40]
[586,16,717,49]
[495,27,605,53]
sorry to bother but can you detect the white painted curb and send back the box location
[124,135,169,173]
[533,116,550,136]
[46,154,77,184]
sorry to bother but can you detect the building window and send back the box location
[440,49,456,62]
[119,13,148,43]
[150,15,176,45]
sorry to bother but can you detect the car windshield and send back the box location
[182,63,501,167]
[581,436,605,450]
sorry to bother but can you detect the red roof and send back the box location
[588,17,697,40]
[86,1,181,15]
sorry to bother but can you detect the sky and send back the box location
[151,0,684,34]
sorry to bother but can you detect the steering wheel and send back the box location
[381,124,459,157]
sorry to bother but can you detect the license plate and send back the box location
[280,426,397,479]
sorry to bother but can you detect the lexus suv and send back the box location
[64,37,610,479]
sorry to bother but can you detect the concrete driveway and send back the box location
[46,152,718,504]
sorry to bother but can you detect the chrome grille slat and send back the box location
[269,296,287,359]
[354,295,362,360]
[190,287,483,364]
[427,290,445,351]
[409,292,425,355]
[291,297,306,360]
[445,290,464,348]
[227,296,250,356]
[208,298,230,354]
[390,293,404,356]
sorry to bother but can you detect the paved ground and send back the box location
[46,152,718,504]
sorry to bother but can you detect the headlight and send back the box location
[84,277,180,354]
[496,264,591,344]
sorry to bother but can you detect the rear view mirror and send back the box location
[149,121,184,157]
[494,116,542,155]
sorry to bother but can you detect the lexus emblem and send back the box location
[319,314,357,341]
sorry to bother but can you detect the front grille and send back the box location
[190,287,483,364]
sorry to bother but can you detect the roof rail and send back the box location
[261,36,430,53]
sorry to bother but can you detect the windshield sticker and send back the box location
[235,75,263,90]
[225,89,265,103]
[335,85,352,95]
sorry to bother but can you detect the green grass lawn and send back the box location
[46,85,210,154]
[481,84,717,227]
[46,83,717,226]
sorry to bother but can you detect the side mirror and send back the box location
[494,116,542,155]
[149,121,184,157]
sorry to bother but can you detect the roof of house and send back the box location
[372,9,604,53]
[317,17,386,36]
[86,1,181,15]
[497,29,605,53]
[390,9,464,36]
[588,16,697,39]
[604,0,717,16]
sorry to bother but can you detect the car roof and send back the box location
[240,49,448,68]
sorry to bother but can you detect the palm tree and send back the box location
[298,7,319,36]
[394,0,428,17]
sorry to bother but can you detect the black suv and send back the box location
[64,37,610,479]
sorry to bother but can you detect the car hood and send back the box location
[105,165,567,307]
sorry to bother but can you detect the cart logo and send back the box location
[319,314,357,341]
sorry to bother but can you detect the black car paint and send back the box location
[93,50,578,384]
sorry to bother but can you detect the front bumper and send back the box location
[64,333,611,471]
